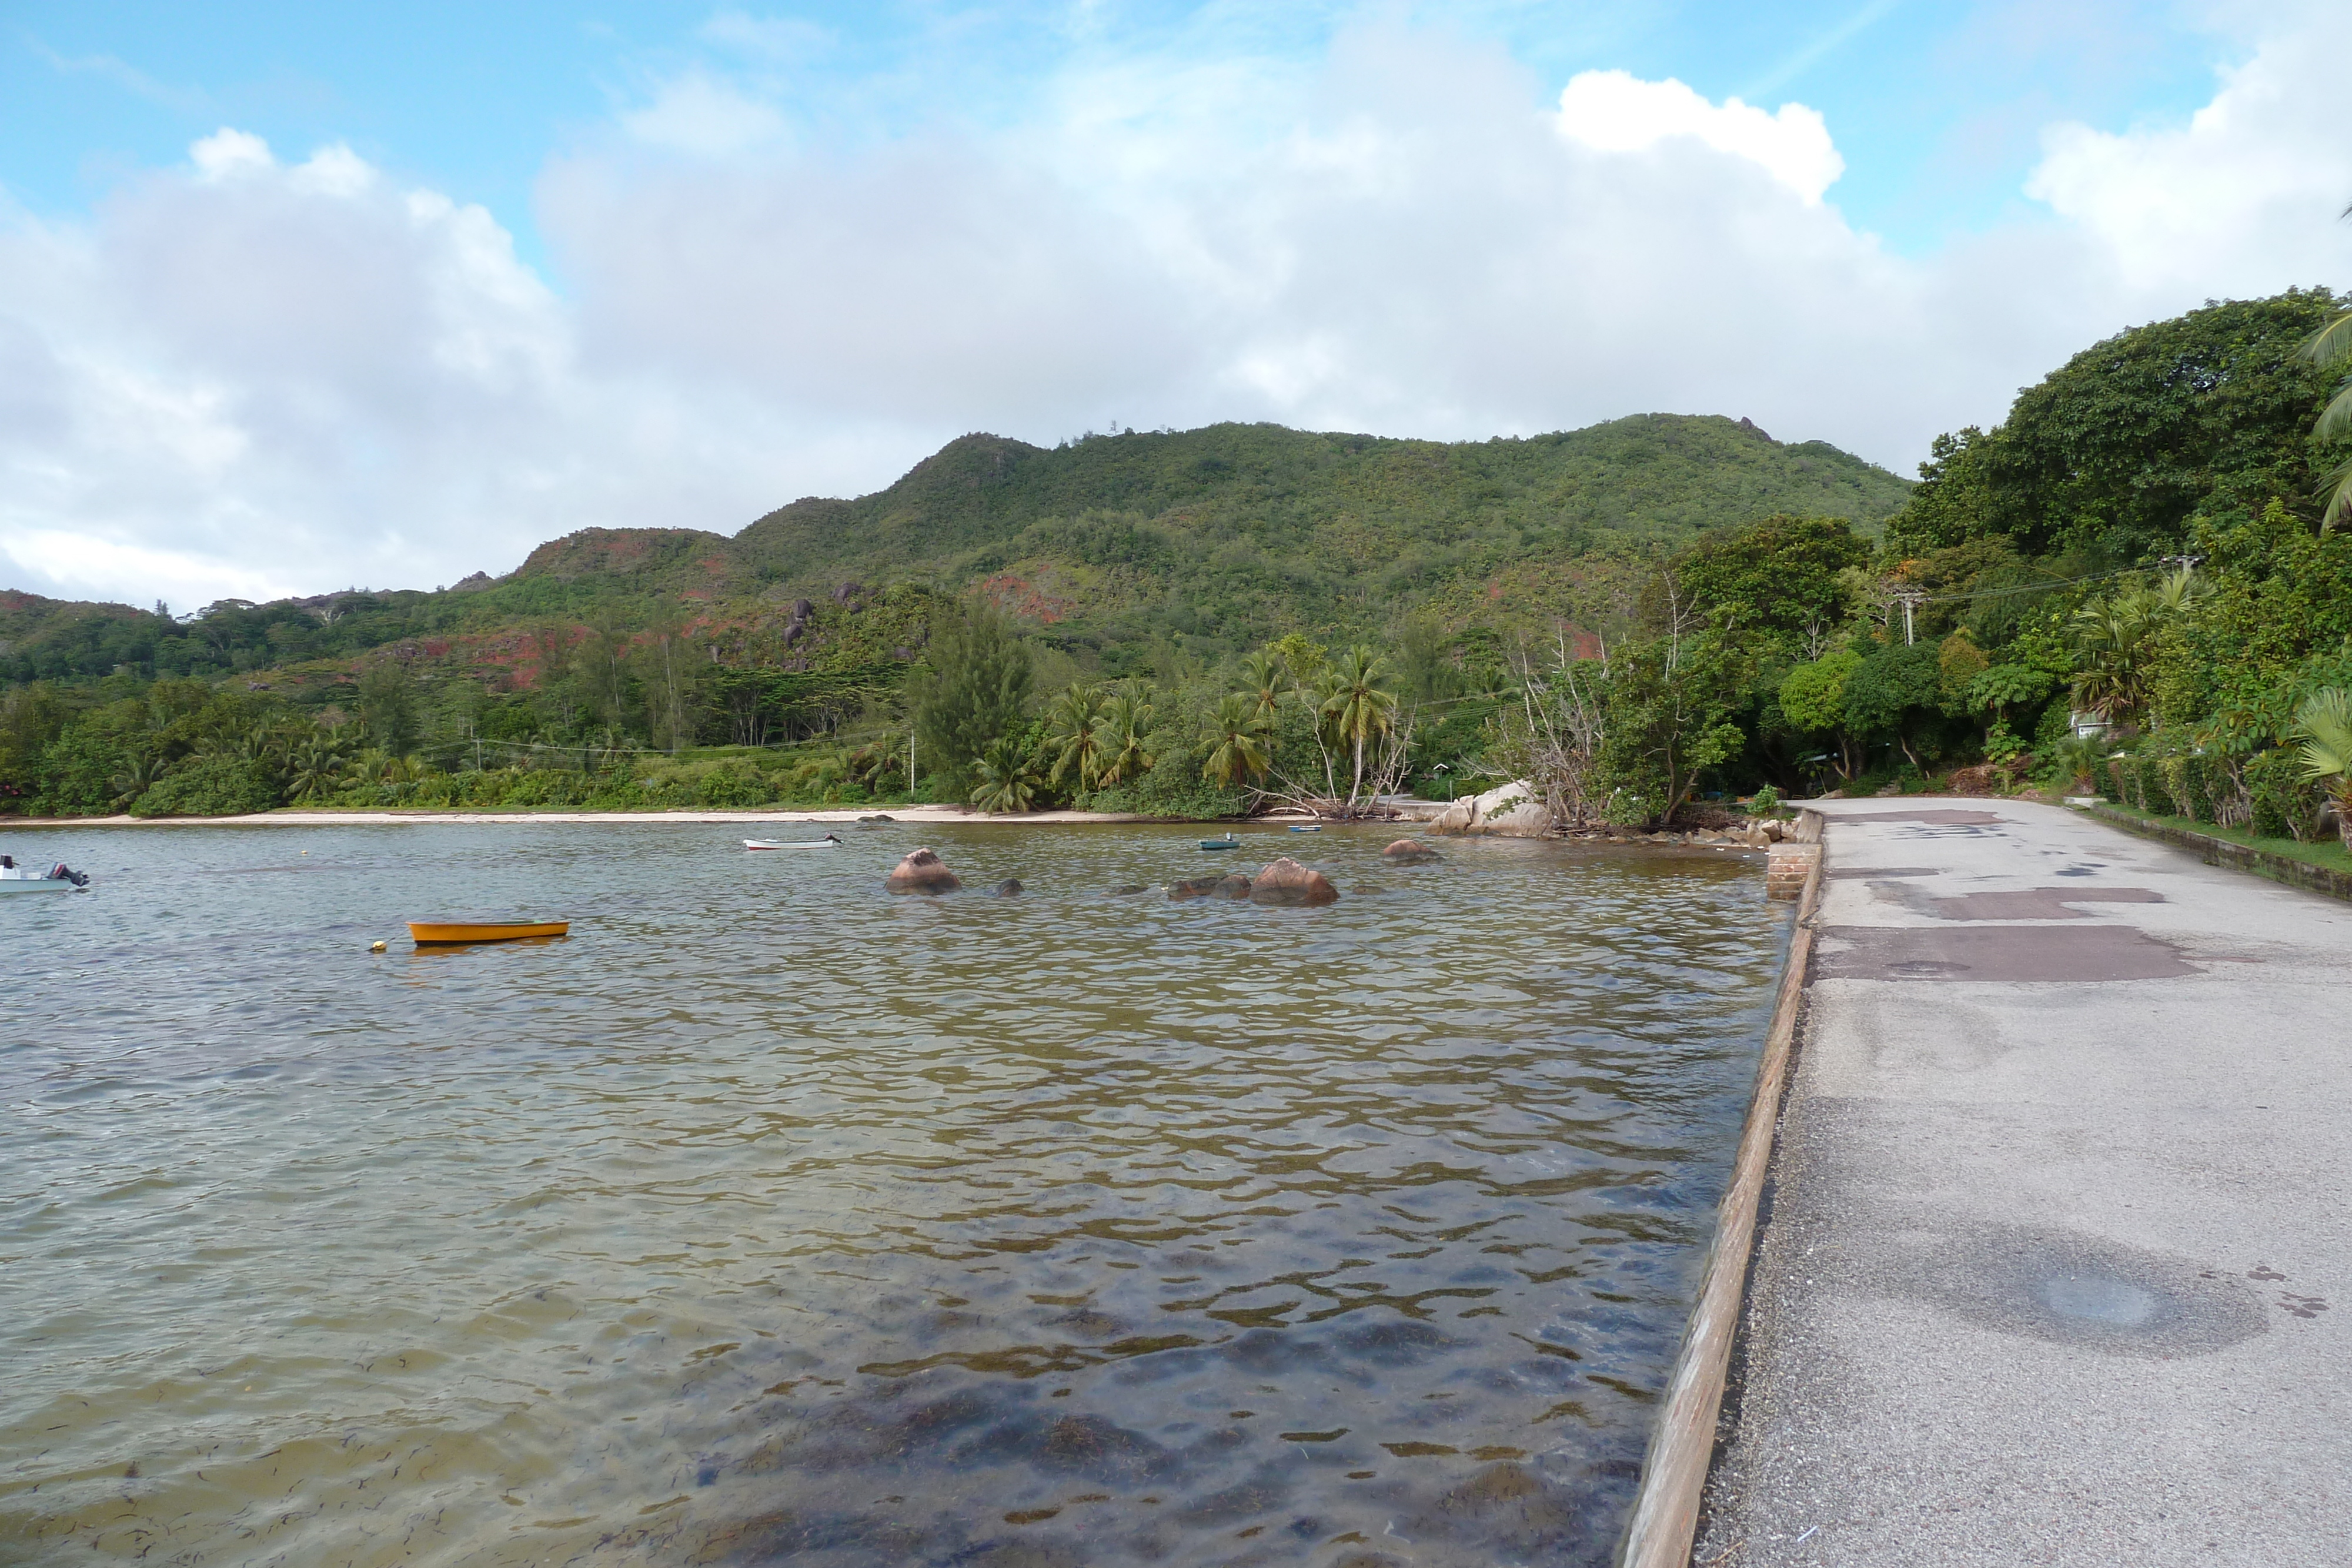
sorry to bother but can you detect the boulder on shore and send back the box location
[1428,780,1551,837]
[886,847,961,894]
[1248,857,1338,907]
[1381,838,1440,862]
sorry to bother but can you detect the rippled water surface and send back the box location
[2,822,1786,1567]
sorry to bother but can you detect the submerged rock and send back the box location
[1107,883,1148,896]
[991,878,1023,897]
[886,847,961,894]
[1381,838,1441,862]
[1211,872,1253,900]
[1249,857,1338,907]
[1167,875,1224,900]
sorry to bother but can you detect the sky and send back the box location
[1,0,2346,609]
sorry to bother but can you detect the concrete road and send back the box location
[1696,798,2352,1567]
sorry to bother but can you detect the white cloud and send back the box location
[2025,26,2351,296]
[4,11,2347,611]
[189,127,273,182]
[1555,69,1845,205]
[619,72,789,157]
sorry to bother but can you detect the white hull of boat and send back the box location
[744,838,840,851]
[0,875,82,893]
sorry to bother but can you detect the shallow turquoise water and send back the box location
[0,821,1785,1567]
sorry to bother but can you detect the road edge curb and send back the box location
[1618,807,1825,1568]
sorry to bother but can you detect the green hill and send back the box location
[2,414,1908,690]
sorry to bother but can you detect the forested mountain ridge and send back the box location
[2,413,1909,691]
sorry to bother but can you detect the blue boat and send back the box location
[1287,824,1322,833]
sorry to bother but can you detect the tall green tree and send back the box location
[1202,693,1273,789]
[1885,290,2343,559]
[910,604,1035,795]
[1666,514,1869,657]
[1238,648,1291,719]
[1093,690,1155,786]
[1041,683,1105,791]
[1317,644,1401,803]
[356,662,420,757]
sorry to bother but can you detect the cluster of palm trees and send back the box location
[2068,566,2205,728]
[104,716,446,810]
[970,642,1406,815]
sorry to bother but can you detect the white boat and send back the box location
[0,857,88,893]
[744,835,843,851]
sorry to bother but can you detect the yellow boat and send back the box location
[407,920,570,945]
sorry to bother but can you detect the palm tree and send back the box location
[2293,687,2352,850]
[1042,683,1105,791]
[1317,644,1399,799]
[1238,648,1291,720]
[286,727,354,803]
[2298,299,2352,529]
[1202,693,1273,789]
[109,752,167,809]
[2069,591,2163,727]
[1093,691,1155,787]
[968,736,1043,813]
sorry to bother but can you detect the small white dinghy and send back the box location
[0,855,88,893]
[744,834,844,851]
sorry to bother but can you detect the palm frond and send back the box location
[2318,456,2352,533]
[2314,379,2352,443]
[2301,311,2352,369]
[2293,688,2352,781]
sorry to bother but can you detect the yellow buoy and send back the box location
[369,940,387,952]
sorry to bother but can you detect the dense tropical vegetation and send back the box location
[6,289,2351,839]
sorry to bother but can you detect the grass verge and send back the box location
[2091,801,2352,876]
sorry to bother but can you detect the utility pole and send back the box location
[1893,590,1926,646]
[908,726,917,800]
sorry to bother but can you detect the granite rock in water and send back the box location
[886,847,961,894]
[1211,873,1253,900]
[1248,857,1338,907]
[992,878,1023,897]
[1167,875,1224,900]
[1381,838,1441,862]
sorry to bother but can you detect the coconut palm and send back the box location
[1093,691,1155,787]
[1237,648,1291,720]
[968,736,1043,814]
[286,728,354,803]
[2293,686,2352,849]
[108,752,167,809]
[2298,302,2352,529]
[2069,591,2161,726]
[1317,644,1399,797]
[1202,693,1274,789]
[1042,683,1106,790]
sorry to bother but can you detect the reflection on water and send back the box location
[0,823,1785,1567]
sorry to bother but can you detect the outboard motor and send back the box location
[51,863,89,887]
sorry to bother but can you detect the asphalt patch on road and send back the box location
[1880,1222,2269,1358]
[1812,924,2201,981]
[1910,885,2165,921]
